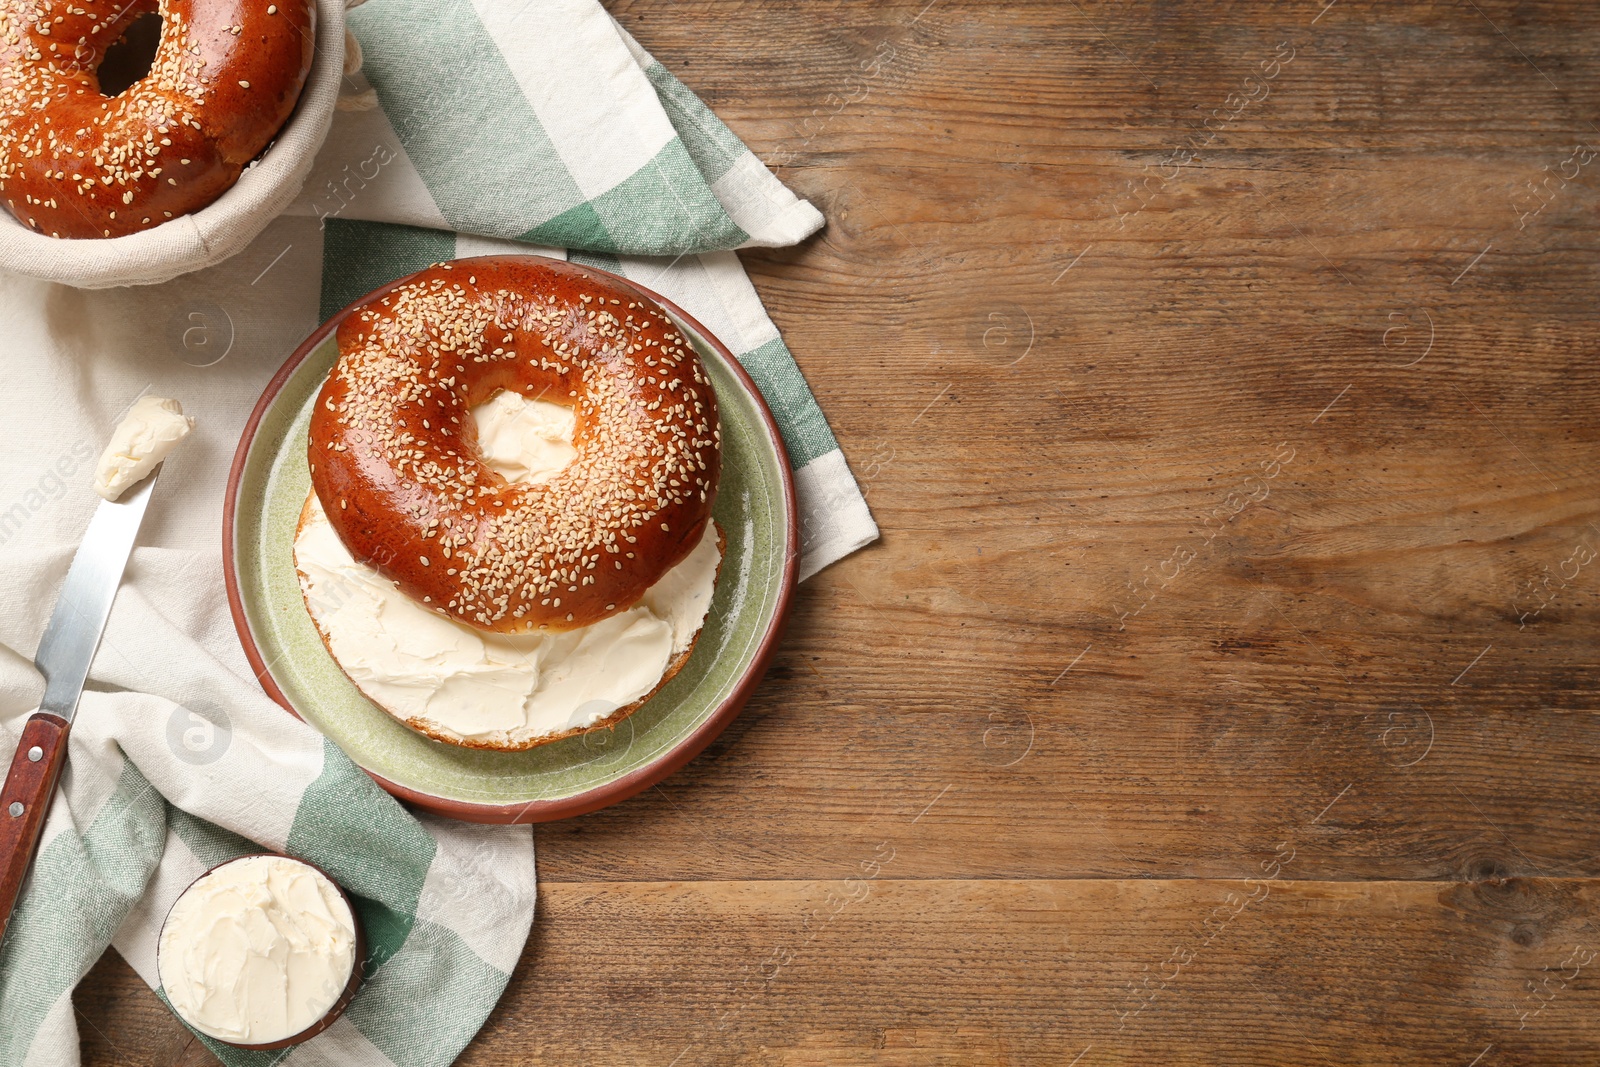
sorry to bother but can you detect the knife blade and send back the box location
[0,467,160,945]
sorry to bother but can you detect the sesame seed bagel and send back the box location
[0,0,315,239]
[309,256,722,634]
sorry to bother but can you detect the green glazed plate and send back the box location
[224,260,797,823]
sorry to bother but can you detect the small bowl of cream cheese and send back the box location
[156,853,364,1050]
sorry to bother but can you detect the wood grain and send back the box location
[76,0,1600,1064]
[462,877,1600,1066]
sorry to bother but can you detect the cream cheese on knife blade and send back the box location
[93,395,194,501]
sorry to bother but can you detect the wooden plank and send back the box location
[534,626,1600,883]
[73,877,1600,1066]
[72,951,209,1066]
[456,877,1600,1066]
[629,0,1600,154]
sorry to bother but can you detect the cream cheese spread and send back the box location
[471,387,577,485]
[295,390,722,746]
[92,395,194,500]
[157,855,357,1046]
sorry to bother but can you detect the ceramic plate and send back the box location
[224,259,797,823]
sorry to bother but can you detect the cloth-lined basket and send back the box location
[0,0,345,289]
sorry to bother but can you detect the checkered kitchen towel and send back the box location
[0,1,874,1064]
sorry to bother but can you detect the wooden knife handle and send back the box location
[0,713,70,946]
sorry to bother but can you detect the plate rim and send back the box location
[222,256,799,824]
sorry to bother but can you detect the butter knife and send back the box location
[0,467,159,945]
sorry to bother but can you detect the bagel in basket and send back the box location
[0,0,316,239]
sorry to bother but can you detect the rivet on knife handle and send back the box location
[0,713,71,946]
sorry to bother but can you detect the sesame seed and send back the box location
[310,260,720,632]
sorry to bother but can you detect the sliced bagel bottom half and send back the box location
[293,490,726,751]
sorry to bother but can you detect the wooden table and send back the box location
[76,1,1600,1063]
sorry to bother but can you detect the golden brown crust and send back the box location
[308,256,722,635]
[295,490,726,752]
[0,0,315,239]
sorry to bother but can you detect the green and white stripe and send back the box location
[311,2,821,253]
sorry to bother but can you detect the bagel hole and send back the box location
[470,390,578,486]
[97,12,163,97]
